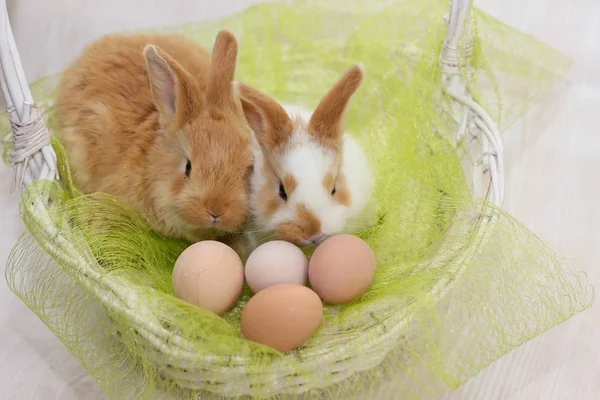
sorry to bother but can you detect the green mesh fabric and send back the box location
[2,0,593,399]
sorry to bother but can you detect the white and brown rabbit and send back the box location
[237,65,375,249]
[55,30,261,242]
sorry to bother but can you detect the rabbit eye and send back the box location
[185,159,192,178]
[279,182,288,201]
[331,186,337,196]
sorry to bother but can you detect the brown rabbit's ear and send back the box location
[236,82,293,150]
[308,64,365,146]
[206,30,239,108]
[144,44,200,130]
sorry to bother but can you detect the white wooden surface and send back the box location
[1,0,599,399]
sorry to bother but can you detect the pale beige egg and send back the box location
[244,240,309,294]
[172,240,244,315]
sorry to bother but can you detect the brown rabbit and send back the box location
[55,30,259,242]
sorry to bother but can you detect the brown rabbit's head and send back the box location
[143,30,259,237]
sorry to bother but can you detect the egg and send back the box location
[241,284,323,352]
[308,234,376,304]
[245,240,309,294]
[172,240,244,315]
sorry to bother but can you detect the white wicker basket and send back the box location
[1,0,505,397]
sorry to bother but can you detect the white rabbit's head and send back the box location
[238,65,374,246]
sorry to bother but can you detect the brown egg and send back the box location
[172,241,244,315]
[241,284,323,352]
[308,234,376,304]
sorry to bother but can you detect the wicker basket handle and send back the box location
[441,0,505,206]
[0,0,57,193]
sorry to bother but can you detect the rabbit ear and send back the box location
[206,30,238,108]
[144,44,200,130]
[237,82,293,150]
[239,96,265,137]
[308,64,364,146]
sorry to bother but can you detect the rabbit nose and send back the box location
[309,233,326,245]
[207,211,224,223]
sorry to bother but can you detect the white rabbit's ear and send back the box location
[237,85,265,136]
[237,82,293,150]
[308,64,364,147]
